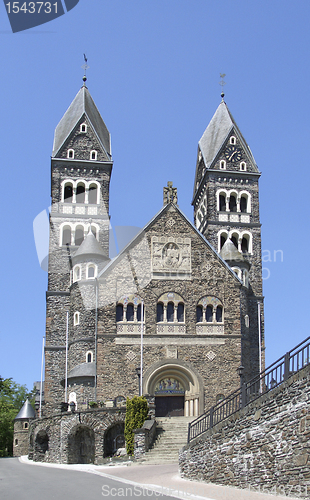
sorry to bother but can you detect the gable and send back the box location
[97,203,242,306]
[56,115,110,161]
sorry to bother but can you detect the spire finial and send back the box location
[219,73,226,100]
[82,54,89,86]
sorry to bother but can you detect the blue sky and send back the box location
[0,0,309,390]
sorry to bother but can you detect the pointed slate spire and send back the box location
[198,100,256,170]
[52,84,111,157]
[14,399,35,420]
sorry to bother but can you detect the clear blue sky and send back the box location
[1,0,309,390]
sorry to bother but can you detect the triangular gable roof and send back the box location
[52,84,111,157]
[98,203,242,285]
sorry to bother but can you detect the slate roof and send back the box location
[220,238,245,262]
[14,399,35,420]
[67,362,95,379]
[198,100,257,170]
[73,230,108,261]
[52,84,111,157]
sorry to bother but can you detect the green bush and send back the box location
[124,396,148,456]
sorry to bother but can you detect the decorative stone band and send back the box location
[117,323,144,334]
[156,324,186,334]
[218,213,250,223]
[196,324,224,335]
[61,204,98,216]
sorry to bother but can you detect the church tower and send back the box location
[44,78,113,409]
[192,94,264,380]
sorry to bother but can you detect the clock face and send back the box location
[225,145,242,162]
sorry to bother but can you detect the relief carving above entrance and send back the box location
[151,236,191,279]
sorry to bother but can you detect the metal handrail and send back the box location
[188,336,310,442]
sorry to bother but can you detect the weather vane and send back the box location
[219,73,226,99]
[82,54,89,83]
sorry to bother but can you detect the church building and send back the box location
[28,78,264,463]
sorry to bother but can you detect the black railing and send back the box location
[188,336,310,443]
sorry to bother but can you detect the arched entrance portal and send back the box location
[144,360,204,417]
[155,377,185,417]
[67,425,95,464]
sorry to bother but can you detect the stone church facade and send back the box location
[27,80,264,463]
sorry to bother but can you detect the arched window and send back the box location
[80,123,87,133]
[116,304,123,322]
[157,303,164,322]
[126,304,134,322]
[87,265,96,279]
[206,305,213,323]
[219,194,226,211]
[90,225,97,238]
[64,183,73,203]
[216,306,223,322]
[86,351,93,363]
[76,183,85,204]
[231,235,238,249]
[177,303,184,322]
[90,150,97,161]
[220,160,226,170]
[88,184,98,204]
[74,312,80,326]
[229,194,237,212]
[137,304,144,322]
[62,226,71,246]
[240,196,247,213]
[196,305,203,323]
[230,136,236,145]
[220,233,227,249]
[216,394,225,403]
[241,236,249,253]
[240,162,246,171]
[67,149,74,159]
[73,266,81,282]
[75,225,84,246]
[167,302,174,322]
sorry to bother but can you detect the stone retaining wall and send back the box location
[180,365,310,498]
[134,419,157,459]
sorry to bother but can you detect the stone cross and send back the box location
[163,182,178,206]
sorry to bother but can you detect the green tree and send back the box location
[0,377,35,457]
[124,396,148,456]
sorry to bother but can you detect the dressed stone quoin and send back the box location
[15,80,264,464]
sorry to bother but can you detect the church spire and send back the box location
[52,83,111,158]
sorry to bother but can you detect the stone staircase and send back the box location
[137,417,193,464]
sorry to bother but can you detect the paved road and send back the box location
[0,458,181,500]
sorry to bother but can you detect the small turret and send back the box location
[220,238,250,287]
[13,399,35,457]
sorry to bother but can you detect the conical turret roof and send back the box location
[52,83,111,157]
[73,230,108,261]
[14,399,35,420]
[220,238,245,262]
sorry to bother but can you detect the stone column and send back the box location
[185,400,189,417]
[189,399,194,416]
[194,398,199,416]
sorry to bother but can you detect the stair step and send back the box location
[136,417,193,465]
